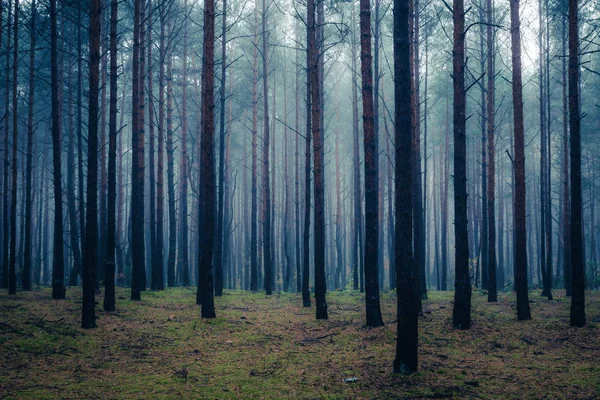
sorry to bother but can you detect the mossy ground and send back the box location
[1,288,598,399]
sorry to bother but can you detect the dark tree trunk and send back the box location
[155,6,166,290]
[359,0,384,327]
[214,0,227,296]
[8,0,19,296]
[2,0,10,292]
[561,12,571,296]
[486,0,497,302]
[198,0,216,318]
[302,4,312,307]
[82,0,102,328]
[77,5,85,255]
[166,23,177,288]
[179,5,190,287]
[261,0,273,296]
[392,0,417,374]
[295,37,302,293]
[412,0,426,303]
[131,0,146,300]
[23,0,37,291]
[308,0,327,320]
[568,0,585,327]
[104,0,118,312]
[350,5,363,293]
[440,98,449,291]
[67,64,82,288]
[509,0,531,321]
[452,0,471,329]
[250,4,259,293]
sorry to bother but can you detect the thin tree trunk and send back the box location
[250,1,259,292]
[8,0,19,296]
[359,0,384,327]
[509,0,531,321]
[155,5,166,291]
[23,0,37,291]
[568,0,585,327]
[179,3,190,287]
[104,0,119,312]
[308,0,327,320]
[166,21,177,288]
[393,0,417,374]
[2,0,11,291]
[198,0,216,318]
[452,0,471,329]
[82,0,102,328]
[486,0,497,302]
[261,0,273,295]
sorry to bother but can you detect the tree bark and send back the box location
[179,3,190,287]
[8,0,19,296]
[82,0,102,328]
[104,0,119,312]
[509,0,531,321]
[452,0,471,329]
[359,0,384,327]
[486,0,497,302]
[393,0,417,374]
[23,0,37,291]
[309,0,327,319]
[568,0,585,327]
[198,0,216,318]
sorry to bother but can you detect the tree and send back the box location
[214,0,227,296]
[568,0,585,328]
[8,0,18,296]
[22,0,36,291]
[308,0,327,320]
[179,2,190,287]
[131,0,146,300]
[486,0,497,302]
[49,0,66,299]
[198,0,217,318]
[359,0,384,328]
[509,0,531,321]
[393,0,417,374]
[82,0,102,328]
[261,0,273,296]
[104,0,119,312]
[452,0,471,329]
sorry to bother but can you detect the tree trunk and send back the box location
[561,12,571,296]
[198,0,216,318]
[486,0,497,302]
[359,0,384,327]
[179,3,190,287]
[302,14,312,306]
[393,0,417,374]
[250,1,259,292]
[49,0,66,299]
[452,0,471,329]
[214,0,227,296]
[309,0,327,320]
[412,0,426,302]
[2,0,11,292]
[82,0,102,328]
[568,0,585,327]
[131,0,146,300]
[104,0,119,312]
[155,5,166,291]
[166,21,177,288]
[23,0,37,291]
[261,0,273,296]
[509,0,531,321]
[8,0,19,296]
[350,5,363,292]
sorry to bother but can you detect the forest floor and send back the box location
[0,288,599,399]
